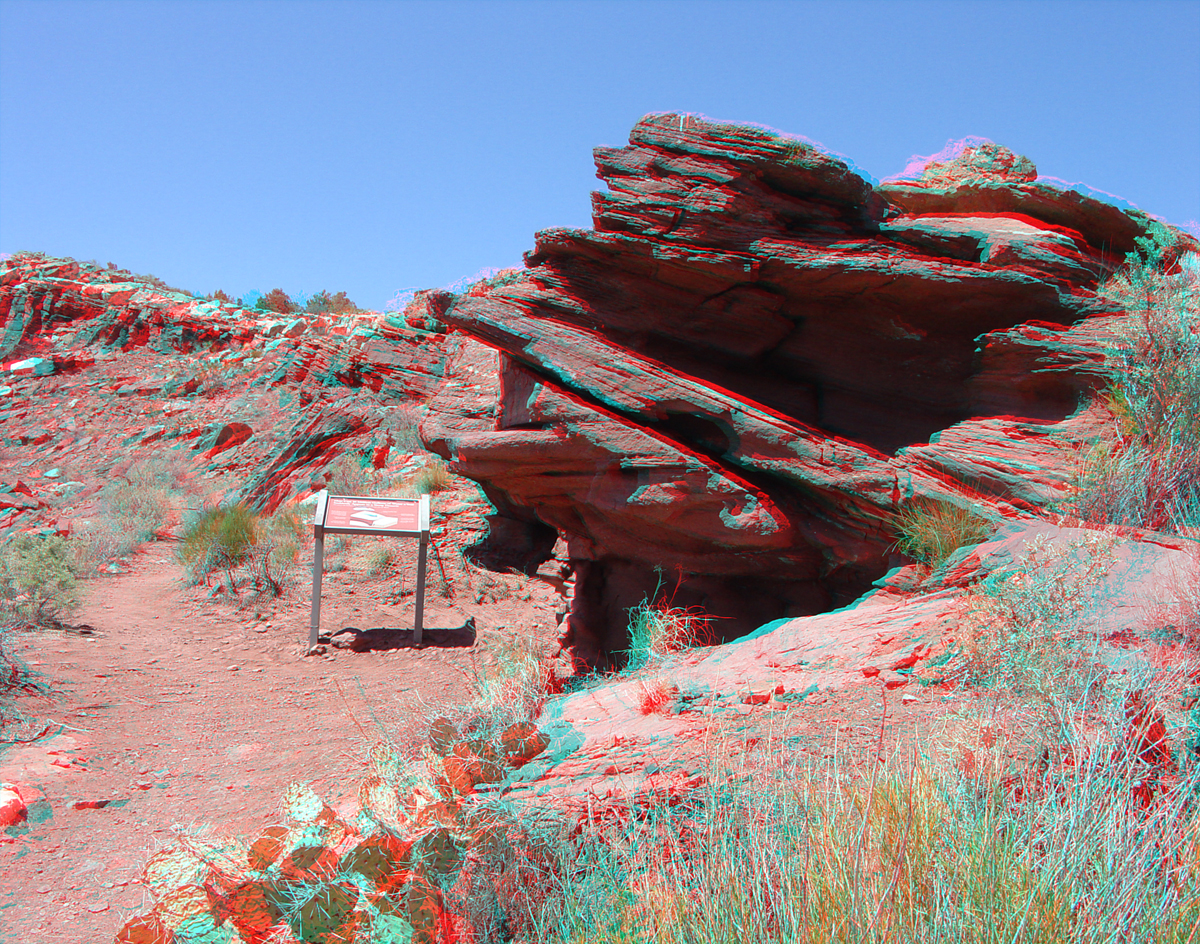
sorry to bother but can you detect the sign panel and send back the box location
[316,494,427,536]
[308,491,431,652]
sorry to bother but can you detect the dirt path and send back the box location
[0,541,563,943]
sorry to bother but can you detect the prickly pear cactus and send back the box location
[287,880,359,943]
[427,717,459,756]
[499,721,548,768]
[339,833,414,891]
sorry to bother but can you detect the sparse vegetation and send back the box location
[0,533,81,629]
[382,403,425,453]
[412,457,453,495]
[1067,233,1200,535]
[243,508,307,604]
[175,502,259,590]
[890,497,995,570]
[255,287,301,315]
[323,451,384,497]
[117,651,1200,943]
[622,599,713,673]
[175,502,305,605]
[305,289,361,314]
[954,530,1118,709]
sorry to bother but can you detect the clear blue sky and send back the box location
[2,0,1197,312]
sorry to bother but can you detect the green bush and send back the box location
[305,290,360,314]
[1069,241,1200,534]
[0,533,82,628]
[243,509,306,601]
[176,503,259,588]
[622,600,712,673]
[890,498,994,569]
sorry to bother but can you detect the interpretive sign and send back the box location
[308,491,430,652]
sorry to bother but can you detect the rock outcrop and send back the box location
[425,113,1199,667]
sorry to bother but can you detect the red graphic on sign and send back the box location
[324,496,421,533]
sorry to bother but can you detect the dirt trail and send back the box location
[0,541,562,943]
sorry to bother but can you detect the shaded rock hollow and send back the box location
[423,112,1199,668]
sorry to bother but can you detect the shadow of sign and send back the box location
[324,618,477,651]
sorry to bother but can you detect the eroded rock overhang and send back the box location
[421,112,1198,666]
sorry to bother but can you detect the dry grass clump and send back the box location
[622,599,714,673]
[412,457,453,496]
[71,453,189,570]
[890,497,995,570]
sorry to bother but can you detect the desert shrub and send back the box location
[190,361,228,398]
[175,503,259,588]
[242,508,306,602]
[0,533,82,628]
[71,470,175,571]
[323,451,381,497]
[413,457,453,495]
[383,403,425,453]
[954,530,1118,706]
[1070,240,1200,534]
[890,497,994,569]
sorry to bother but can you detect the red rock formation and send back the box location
[426,113,1199,667]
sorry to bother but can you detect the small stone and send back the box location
[901,691,919,704]
[0,785,27,827]
[880,670,909,690]
[43,467,61,479]
[73,799,110,810]
[228,665,239,672]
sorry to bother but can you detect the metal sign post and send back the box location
[308,491,431,653]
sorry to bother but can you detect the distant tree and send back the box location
[304,290,360,314]
[305,290,333,314]
[328,291,360,313]
[256,288,299,314]
[207,289,236,304]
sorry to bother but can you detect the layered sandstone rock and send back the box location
[425,113,1198,666]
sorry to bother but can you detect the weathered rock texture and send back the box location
[425,113,1199,667]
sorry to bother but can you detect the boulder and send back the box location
[426,112,1198,666]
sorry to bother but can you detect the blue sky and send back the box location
[1,0,1197,312]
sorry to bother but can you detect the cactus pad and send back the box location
[427,717,459,756]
